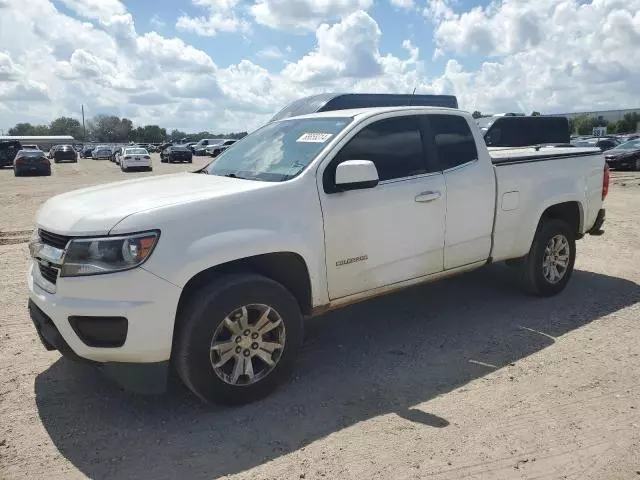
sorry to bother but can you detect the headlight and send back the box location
[60,231,159,277]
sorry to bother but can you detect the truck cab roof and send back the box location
[278,105,465,122]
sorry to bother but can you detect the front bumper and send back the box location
[28,262,181,363]
[29,299,169,393]
[28,263,181,393]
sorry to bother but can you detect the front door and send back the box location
[318,114,446,300]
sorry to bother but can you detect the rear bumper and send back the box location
[16,165,50,174]
[587,208,605,236]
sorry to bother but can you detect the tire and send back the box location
[147,167,153,172]
[634,158,640,172]
[121,165,127,172]
[515,218,576,296]
[188,159,193,163]
[174,274,303,405]
[14,169,21,177]
[54,159,59,164]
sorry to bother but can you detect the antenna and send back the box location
[412,87,417,95]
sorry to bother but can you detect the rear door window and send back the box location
[425,115,478,170]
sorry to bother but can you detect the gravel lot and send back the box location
[1,156,639,479]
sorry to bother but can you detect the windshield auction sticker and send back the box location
[296,133,334,143]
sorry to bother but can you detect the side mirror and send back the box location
[335,160,379,191]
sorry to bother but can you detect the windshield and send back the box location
[613,139,640,150]
[205,117,352,181]
[171,146,190,151]
[19,150,45,157]
[125,148,148,155]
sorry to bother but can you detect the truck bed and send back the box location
[489,146,605,262]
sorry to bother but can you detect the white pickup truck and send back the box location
[27,106,608,404]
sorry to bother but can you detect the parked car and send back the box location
[120,147,152,172]
[92,147,113,160]
[27,107,609,404]
[112,147,123,163]
[14,149,51,176]
[160,145,193,163]
[191,139,220,156]
[52,145,77,163]
[603,139,640,170]
[48,145,59,159]
[616,134,640,144]
[572,137,619,151]
[0,140,22,168]
[80,147,94,158]
[206,139,237,157]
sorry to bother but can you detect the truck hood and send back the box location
[36,172,269,235]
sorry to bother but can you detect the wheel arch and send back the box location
[175,251,314,324]
[538,200,583,237]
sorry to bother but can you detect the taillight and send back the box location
[15,156,24,165]
[602,164,610,200]
[124,156,132,160]
[143,155,150,159]
[41,158,50,165]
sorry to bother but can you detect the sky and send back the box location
[0,0,639,133]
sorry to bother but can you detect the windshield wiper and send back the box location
[224,173,253,180]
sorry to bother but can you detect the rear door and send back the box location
[424,114,495,269]
[319,113,446,299]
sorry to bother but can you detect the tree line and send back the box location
[568,112,640,135]
[472,110,639,135]
[6,115,248,144]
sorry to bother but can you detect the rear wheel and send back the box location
[121,164,128,172]
[634,158,640,171]
[174,274,303,405]
[14,168,21,177]
[515,219,576,296]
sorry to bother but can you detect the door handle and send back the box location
[415,191,441,203]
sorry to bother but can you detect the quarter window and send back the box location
[427,115,478,170]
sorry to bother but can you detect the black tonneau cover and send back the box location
[491,147,602,165]
[270,93,459,122]
[481,116,570,147]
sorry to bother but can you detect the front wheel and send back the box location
[515,219,576,296]
[174,274,303,405]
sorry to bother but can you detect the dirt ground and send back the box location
[1,156,639,480]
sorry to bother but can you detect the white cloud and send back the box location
[282,10,382,82]
[0,81,50,102]
[0,51,23,80]
[251,0,373,31]
[423,0,640,113]
[57,0,126,21]
[1,0,639,135]
[390,0,414,9]
[176,0,249,36]
[256,46,286,60]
